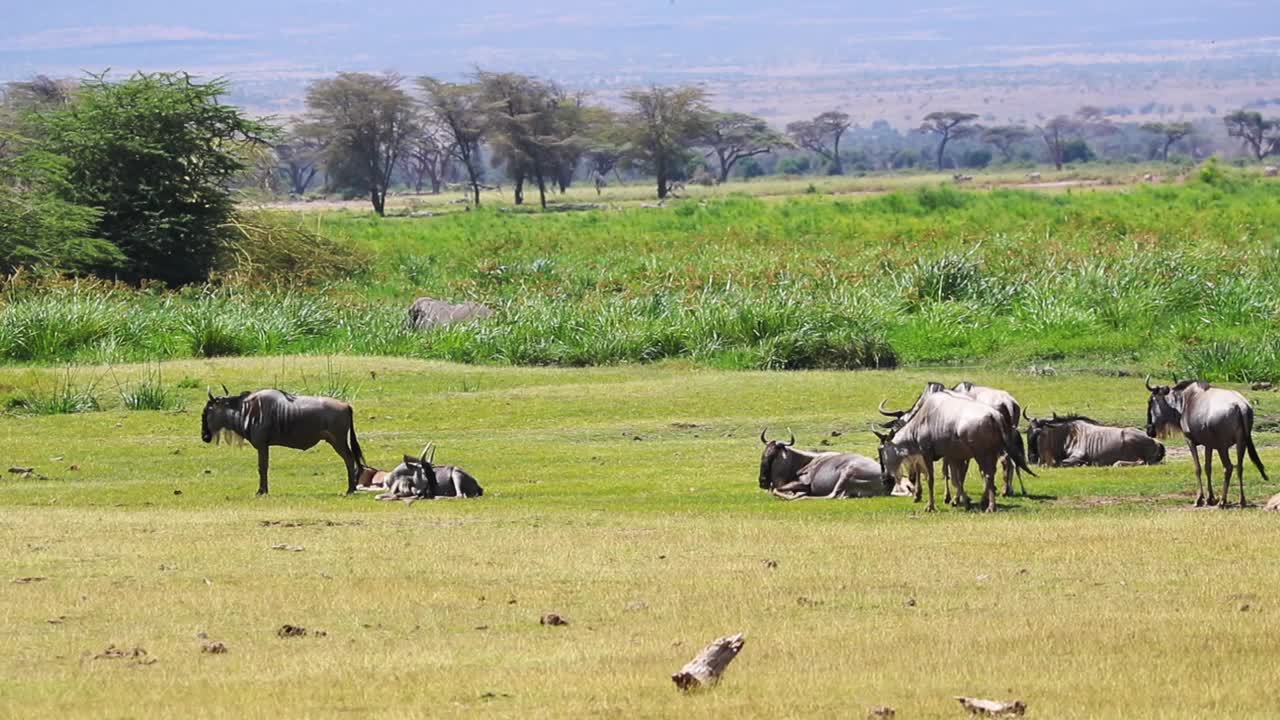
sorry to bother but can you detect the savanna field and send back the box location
[4,174,1280,718]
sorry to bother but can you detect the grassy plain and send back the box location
[5,167,1280,378]
[3,357,1280,718]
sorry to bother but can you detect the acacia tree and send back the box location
[786,111,852,174]
[980,125,1031,163]
[37,72,270,285]
[920,111,979,170]
[620,85,711,200]
[701,112,788,183]
[1223,110,1280,160]
[478,71,585,208]
[274,126,323,195]
[399,121,454,194]
[303,72,414,216]
[1036,115,1081,170]
[584,106,627,183]
[418,77,487,205]
[1140,122,1194,161]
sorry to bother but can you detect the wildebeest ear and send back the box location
[872,430,891,443]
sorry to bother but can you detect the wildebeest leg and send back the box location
[770,488,807,501]
[773,480,810,495]
[326,438,358,495]
[1188,442,1205,506]
[977,457,998,512]
[943,462,952,506]
[1002,456,1015,497]
[1218,446,1234,509]
[257,446,270,496]
[949,460,971,510]
[1204,447,1217,506]
[1236,439,1248,507]
[911,468,922,502]
[924,462,936,512]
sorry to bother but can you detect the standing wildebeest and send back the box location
[1145,377,1268,507]
[1024,410,1165,467]
[875,392,1035,512]
[201,387,365,495]
[758,429,891,499]
[951,381,1026,496]
[376,443,484,501]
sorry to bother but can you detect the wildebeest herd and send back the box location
[201,375,1268,511]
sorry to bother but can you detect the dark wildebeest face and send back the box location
[1145,376,1183,439]
[758,428,795,489]
[1023,409,1049,465]
[201,386,246,444]
[873,431,908,487]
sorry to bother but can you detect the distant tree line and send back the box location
[4,69,1280,283]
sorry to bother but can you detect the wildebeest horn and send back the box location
[428,445,437,463]
[1144,374,1155,392]
[419,443,432,463]
[872,430,891,443]
[221,384,230,396]
[785,428,795,447]
[207,387,214,401]
[877,419,898,429]
[878,399,905,418]
[1022,407,1031,422]
[760,427,769,445]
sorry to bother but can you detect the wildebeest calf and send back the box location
[376,444,484,502]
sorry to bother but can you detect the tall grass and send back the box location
[3,174,1280,377]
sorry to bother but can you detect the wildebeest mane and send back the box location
[1046,413,1101,426]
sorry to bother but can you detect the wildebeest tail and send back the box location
[347,408,366,469]
[1236,405,1269,483]
[1003,428,1037,478]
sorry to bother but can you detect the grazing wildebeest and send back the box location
[758,429,891,500]
[1145,376,1268,507]
[874,392,1035,512]
[201,387,365,495]
[1024,410,1165,467]
[877,383,947,501]
[376,443,484,501]
[950,381,1026,496]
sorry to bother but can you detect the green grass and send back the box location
[4,170,1280,378]
[3,358,1280,718]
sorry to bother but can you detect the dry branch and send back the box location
[671,633,745,691]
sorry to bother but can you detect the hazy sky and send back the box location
[2,1,1277,82]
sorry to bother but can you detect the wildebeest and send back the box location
[376,443,484,501]
[874,392,1035,512]
[950,381,1026,496]
[1265,166,1278,177]
[1025,172,1042,181]
[1145,376,1268,507]
[953,173,974,183]
[406,297,493,331]
[758,429,890,500]
[201,387,365,495]
[1024,410,1165,467]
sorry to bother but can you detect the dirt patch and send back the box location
[1054,492,1190,509]
[259,519,360,528]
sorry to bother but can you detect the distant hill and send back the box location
[3,0,1279,125]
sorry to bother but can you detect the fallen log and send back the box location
[671,633,745,691]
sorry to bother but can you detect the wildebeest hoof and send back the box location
[1194,496,1205,507]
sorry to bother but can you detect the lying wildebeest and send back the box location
[1024,410,1165,467]
[758,429,890,500]
[1146,376,1268,507]
[874,391,1035,512]
[201,387,365,495]
[375,443,484,501]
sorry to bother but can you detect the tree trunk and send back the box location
[513,175,524,206]
[671,633,745,691]
[537,174,548,209]
[832,135,844,175]
[656,157,668,200]
[936,136,949,170]
[371,187,385,216]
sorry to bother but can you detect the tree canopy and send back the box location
[35,72,270,285]
[303,72,415,216]
[620,85,712,199]
[920,111,979,170]
[701,112,788,183]
[786,111,852,175]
